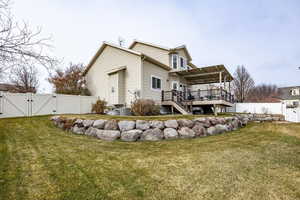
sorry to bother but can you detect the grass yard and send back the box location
[0,117,300,200]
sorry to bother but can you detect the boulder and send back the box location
[163,128,178,140]
[95,129,121,141]
[85,127,98,137]
[140,128,163,141]
[104,119,118,130]
[150,120,165,129]
[136,120,150,130]
[209,117,218,125]
[178,127,196,138]
[192,124,207,137]
[207,126,218,135]
[215,124,228,134]
[83,119,94,128]
[217,118,226,125]
[118,120,135,132]
[72,125,85,135]
[164,120,178,129]
[177,119,194,128]
[121,129,143,142]
[74,119,84,127]
[93,120,107,129]
[193,118,211,128]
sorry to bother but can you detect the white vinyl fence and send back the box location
[228,102,300,122]
[0,92,99,118]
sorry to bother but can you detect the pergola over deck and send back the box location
[169,64,234,86]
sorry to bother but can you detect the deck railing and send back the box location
[161,89,234,104]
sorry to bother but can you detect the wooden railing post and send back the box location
[171,90,174,101]
[161,90,164,101]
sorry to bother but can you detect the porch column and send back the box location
[224,75,227,90]
[219,72,222,89]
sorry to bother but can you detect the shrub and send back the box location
[91,99,107,114]
[131,99,160,116]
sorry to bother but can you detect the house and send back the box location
[83,40,234,114]
[278,86,300,108]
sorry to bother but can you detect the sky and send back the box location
[11,0,300,93]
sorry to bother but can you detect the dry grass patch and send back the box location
[0,117,299,200]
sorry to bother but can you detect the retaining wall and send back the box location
[51,114,283,142]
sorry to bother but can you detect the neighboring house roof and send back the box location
[83,41,171,76]
[0,83,17,92]
[278,86,300,100]
[128,39,193,61]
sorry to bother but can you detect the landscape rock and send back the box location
[215,124,228,134]
[85,127,98,137]
[121,129,143,142]
[93,120,107,129]
[178,127,196,138]
[177,119,194,128]
[164,120,178,129]
[104,119,118,130]
[194,118,211,128]
[207,126,218,135]
[140,128,163,141]
[192,124,207,137]
[72,125,85,135]
[83,119,94,127]
[136,120,150,130]
[74,119,84,127]
[163,128,178,140]
[95,129,120,141]
[150,120,165,129]
[118,120,135,132]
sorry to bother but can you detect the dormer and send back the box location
[129,40,196,70]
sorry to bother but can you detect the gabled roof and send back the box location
[83,41,171,75]
[128,39,193,61]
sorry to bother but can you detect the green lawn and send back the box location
[0,117,300,200]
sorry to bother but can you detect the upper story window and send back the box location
[291,88,300,96]
[151,76,162,90]
[180,56,187,69]
[171,54,178,69]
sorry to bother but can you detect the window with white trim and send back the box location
[171,54,178,69]
[151,76,162,90]
[179,57,187,69]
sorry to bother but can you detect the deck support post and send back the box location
[213,104,218,116]
[219,72,222,89]
[171,106,174,115]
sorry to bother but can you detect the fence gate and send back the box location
[31,94,56,116]
[0,92,30,118]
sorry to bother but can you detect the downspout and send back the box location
[140,55,147,99]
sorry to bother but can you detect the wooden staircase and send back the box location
[169,91,192,115]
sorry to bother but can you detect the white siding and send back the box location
[85,46,142,105]
[141,61,169,103]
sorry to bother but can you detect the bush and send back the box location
[91,99,107,114]
[131,99,160,116]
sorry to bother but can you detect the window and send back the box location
[291,88,300,96]
[180,57,186,69]
[172,81,179,90]
[151,76,162,90]
[171,54,178,69]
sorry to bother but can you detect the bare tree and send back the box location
[232,65,255,102]
[246,84,281,102]
[0,0,57,81]
[9,64,39,93]
[48,63,90,95]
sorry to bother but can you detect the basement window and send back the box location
[151,76,162,90]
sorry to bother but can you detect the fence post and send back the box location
[0,92,3,115]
